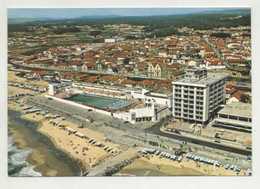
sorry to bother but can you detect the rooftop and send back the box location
[146,92,171,99]
[215,117,251,128]
[173,73,227,86]
[218,102,251,119]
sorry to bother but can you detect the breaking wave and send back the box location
[8,136,42,177]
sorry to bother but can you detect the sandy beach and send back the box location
[119,157,203,176]
[8,71,48,88]
[10,97,122,170]
[37,118,121,169]
[8,83,122,175]
[8,111,81,176]
[120,155,243,176]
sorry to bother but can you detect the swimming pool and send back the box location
[66,94,129,110]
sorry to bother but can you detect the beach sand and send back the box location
[120,155,243,176]
[8,71,48,88]
[8,86,122,175]
[8,86,34,96]
[8,120,80,176]
[119,157,203,176]
[20,111,122,170]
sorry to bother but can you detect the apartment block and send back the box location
[172,68,227,124]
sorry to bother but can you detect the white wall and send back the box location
[145,95,171,107]
[226,97,240,104]
[131,89,171,108]
[105,38,116,43]
[130,106,154,118]
[113,112,131,122]
[48,84,55,95]
[45,95,112,116]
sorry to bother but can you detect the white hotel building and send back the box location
[172,68,227,124]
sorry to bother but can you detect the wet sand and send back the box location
[8,110,81,176]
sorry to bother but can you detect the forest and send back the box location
[8,10,251,38]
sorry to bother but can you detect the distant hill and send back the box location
[8,8,250,24]
[8,17,49,24]
[8,9,251,35]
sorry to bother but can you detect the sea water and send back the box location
[8,110,81,177]
[8,135,42,177]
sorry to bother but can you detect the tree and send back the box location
[89,30,102,37]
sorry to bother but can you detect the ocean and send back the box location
[8,110,81,177]
[8,134,42,177]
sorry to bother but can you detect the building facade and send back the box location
[213,102,251,133]
[130,89,172,108]
[147,63,162,78]
[172,68,227,124]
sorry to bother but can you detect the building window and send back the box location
[239,117,250,122]
[219,114,228,119]
[175,103,181,106]
[197,97,203,101]
[196,111,203,115]
[229,115,238,120]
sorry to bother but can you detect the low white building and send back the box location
[200,63,226,70]
[130,89,172,108]
[48,83,60,96]
[213,102,251,133]
[145,92,172,108]
[105,38,116,43]
[48,82,71,96]
[114,102,170,124]
[129,104,157,123]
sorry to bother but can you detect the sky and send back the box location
[8,8,241,19]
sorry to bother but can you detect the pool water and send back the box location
[66,94,129,110]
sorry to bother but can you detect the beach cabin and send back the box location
[65,127,77,134]
[75,132,85,139]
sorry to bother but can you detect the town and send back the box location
[8,9,252,176]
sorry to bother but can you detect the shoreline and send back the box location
[36,121,87,172]
[8,133,42,177]
[8,101,119,174]
[8,109,82,176]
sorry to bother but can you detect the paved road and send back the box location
[87,148,139,176]
[146,124,251,156]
